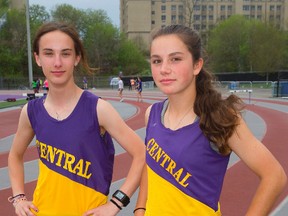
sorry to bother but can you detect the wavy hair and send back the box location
[151,25,244,155]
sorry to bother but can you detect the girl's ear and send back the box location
[75,56,81,67]
[193,58,203,75]
[34,52,41,67]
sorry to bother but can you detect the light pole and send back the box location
[26,0,33,86]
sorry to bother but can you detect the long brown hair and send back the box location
[151,25,244,155]
[33,21,92,73]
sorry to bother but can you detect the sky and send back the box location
[29,0,120,27]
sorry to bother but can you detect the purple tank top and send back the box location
[28,91,115,195]
[145,100,230,211]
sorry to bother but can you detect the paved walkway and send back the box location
[0,88,287,215]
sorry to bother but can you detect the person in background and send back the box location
[83,76,88,89]
[32,79,39,93]
[134,25,286,216]
[43,79,49,92]
[136,77,143,102]
[118,76,124,102]
[8,21,145,216]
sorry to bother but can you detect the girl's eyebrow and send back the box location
[150,52,184,58]
[42,48,73,52]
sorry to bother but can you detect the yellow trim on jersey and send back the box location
[32,160,107,216]
[145,166,221,216]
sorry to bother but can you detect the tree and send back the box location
[116,36,149,75]
[208,15,250,72]
[180,0,199,28]
[0,9,27,77]
[248,20,286,74]
[84,21,120,72]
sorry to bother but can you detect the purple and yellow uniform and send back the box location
[145,101,230,215]
[27,91,115,216]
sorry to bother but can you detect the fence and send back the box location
[1,77,287,97]
[214,81,288,97]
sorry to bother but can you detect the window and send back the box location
[220,5,225,11]
[194,5,200,11]
[161,15,166,22]
[276,5,281,11]
[161,5,166,12]
[243,5,250,11]
[194,24,200,30]
[194,15,201,20]
[171,5,176,11]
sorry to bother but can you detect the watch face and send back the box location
[116,191,125,199]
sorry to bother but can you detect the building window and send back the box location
[209,15,213,20]
[270,5,275,11]
[194,24,200,30]
[152,11,155,15]
[161,15,166,22]
[228,5,232,11]
[194,5,200,11]
[194,15,200,20]
[171,5,176,11]
[151,20,155,24]
[277,5,281,11]
[161,5,166,12]
[208,5,214,11]
[171,15,176,21]
[178,5,184,12]
[202,5,207,11]
[257,5,262,11]
[243,5,250,11]
[220,5,225,11]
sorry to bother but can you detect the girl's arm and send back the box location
[8,104,38,215]
[133,106,151,215]
[83,99,146,215]
[228,117,287,216]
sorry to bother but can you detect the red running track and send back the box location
[0,93,287,215]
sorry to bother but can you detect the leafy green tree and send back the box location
[248,20,286,74]
[208,15,250,72]
[0,9,27,77]
[116,36,149,75]
[208,15,287,75]
[84,22,120,72]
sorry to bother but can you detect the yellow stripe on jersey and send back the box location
[32,160,107,216]
[145,166,221,216]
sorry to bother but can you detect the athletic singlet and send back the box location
[27,91,115,216]
[145,100,230,215]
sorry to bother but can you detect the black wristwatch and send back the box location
[112,190,130,207]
